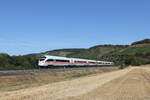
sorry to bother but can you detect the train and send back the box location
[38,55,114,67]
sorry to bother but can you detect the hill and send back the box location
[131,39,150,45]
[106,46,150,56]
[0,39,149,70]
[0,45,126,70]
[102,39,150,66]
[42,48,86,57]
[67,45,128,59]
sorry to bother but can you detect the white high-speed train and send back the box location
[38,55,113,67]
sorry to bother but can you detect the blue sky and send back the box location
[0,0,150,55]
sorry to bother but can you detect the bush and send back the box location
[0,53,39,70]
[124,55,141,66]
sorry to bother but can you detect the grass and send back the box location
[69,67,118,78]
[106,47,150,56]
[0,67,118,92]
[70,72,96,78]
[68,45,126,59]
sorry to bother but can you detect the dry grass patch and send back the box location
[0,67,118,92]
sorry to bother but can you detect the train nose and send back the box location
[38,61,45,66]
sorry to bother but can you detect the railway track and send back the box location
[0,66,112,76]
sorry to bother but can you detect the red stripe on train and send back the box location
[44,62,108,65]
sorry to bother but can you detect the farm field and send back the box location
[1,65,150,100]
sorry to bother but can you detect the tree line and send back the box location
[0,53,39,70]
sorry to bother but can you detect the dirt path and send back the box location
[65,66,150,100]
[0,67,131,100]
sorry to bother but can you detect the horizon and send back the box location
[1,39,148,56]
[0,0,150,55]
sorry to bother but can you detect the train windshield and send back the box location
[39,56,46,61]
[40,59,45,61]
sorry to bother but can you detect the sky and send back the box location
[0,0,150,55]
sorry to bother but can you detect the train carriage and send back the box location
[38,55,113,67]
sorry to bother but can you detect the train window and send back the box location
[40,59,45,61]
[89,62,95,63]
[55,59,70,62]
[46,59,54,62]
[75,61,86,63]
